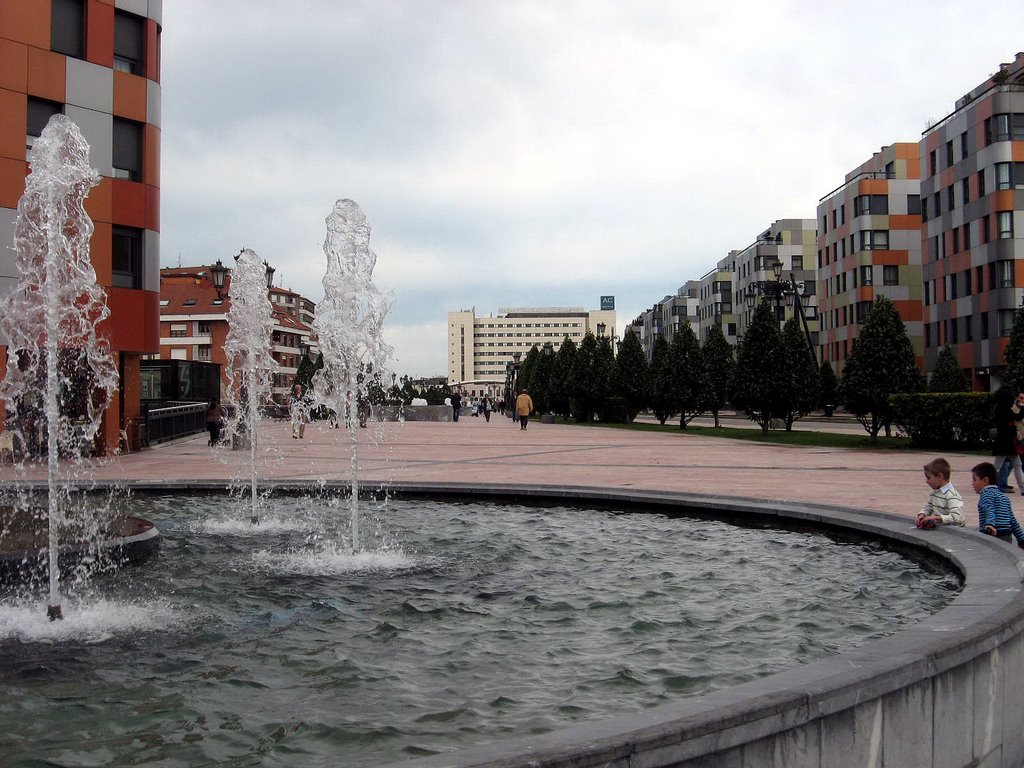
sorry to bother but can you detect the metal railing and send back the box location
[143,403,207,445]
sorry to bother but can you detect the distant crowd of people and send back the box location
[448,389,534,429]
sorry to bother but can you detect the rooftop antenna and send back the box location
[176,251,181,267]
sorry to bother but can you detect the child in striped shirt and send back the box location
[972,462,1024,548]
[916,457,965,528]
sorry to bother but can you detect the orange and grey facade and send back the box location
[0,0,162,450]
[919,53,1024,389]
[816,143,924,373]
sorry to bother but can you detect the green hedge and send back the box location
[889,392,993,449]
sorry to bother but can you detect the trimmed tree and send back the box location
[610,329,649,421]
[667,323,704,428]
[570,332,601,421]
[517,345,540,399]
[648,334,674,424]
[840,295,922,440]
[701,324,735,428]
[929,344,970,392]
[549,335,577,419]
[819,361,839,413]
[1003,295,1024,390]
[732,299,787,432]
[778,315,820,430]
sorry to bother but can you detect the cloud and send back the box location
[159,0,1024,376]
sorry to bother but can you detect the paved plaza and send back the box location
[1,416,994,529]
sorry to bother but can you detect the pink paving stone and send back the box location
[0,417,994,528]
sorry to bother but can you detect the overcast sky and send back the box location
[159,1,1022,377]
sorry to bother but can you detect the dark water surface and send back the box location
[0,495,959,767]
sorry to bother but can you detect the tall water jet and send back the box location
[312,200,393,551]
[222,248,277,525]
[0,115,118,620]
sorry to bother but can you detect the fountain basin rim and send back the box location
[4,480,1021,768]
[0,514,160,583]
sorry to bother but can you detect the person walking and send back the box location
[991,387,1024,493]
[482,396,492,422]
[206,397,223,447]
[290,384,308,439]
[515,389,534,431]
[450,390,462,422]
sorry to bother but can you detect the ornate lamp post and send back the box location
[209,253,275,301]
[743,256,817,364]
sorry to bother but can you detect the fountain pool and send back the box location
[0,492,958,768]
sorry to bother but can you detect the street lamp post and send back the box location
[208,253,275,301]
[541,341,555,423]
[743,257,817,365]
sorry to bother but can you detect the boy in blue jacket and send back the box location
[972,462,1024,547]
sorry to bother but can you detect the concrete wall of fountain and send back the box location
[347,485,1024,768]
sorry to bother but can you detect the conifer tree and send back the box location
[701,324,735,427]
[549,335,577,419]
[610,329,649,421]
[929,344,969,392]
[732,299,787,432]
[819,361,838,412]
[840,296,921,439]
[648,334,674,424]
[667,323,704,428]
[1003,296,1024,389]
[570,333,600,421]
[778,315,820,430]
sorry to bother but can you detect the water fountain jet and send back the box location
[311,199,393,552]
[222,248,277,526]
[0,115,123,620]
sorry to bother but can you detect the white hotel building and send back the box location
[447,306,618,398]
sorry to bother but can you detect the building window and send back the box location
[948,273,957,300]
[952,228,960,254]
[982,214,991,244]
[981,312,989,340]
[997,163,1012,190]
[962,223,971,250]
[907,194,921,216]
[978,169,986,196]
[945,140,954,167]
[860,230,889,251]
[26,97,63,157]
[998,259,1015,288]
[197,321,211,334]
[987,114,1009,144]
[883,265,898,286]
[860,265,872,285]
[964,269,972,295]
[960,131,969,159]
[998,212,1014,240]
[51,0,85,59]
[854,194,888,216]
[946,186,955,211]
[961,178,970,204]
[792,255,803,270]
[999,309,1016,337]
[196,345,212,361]
[111,226,143,288]
[921,196,929,220]
[113,11,145,74]
[885,161,895,179]
[169,324,187,338]
[112,119,143,181]
[929,149,937,176]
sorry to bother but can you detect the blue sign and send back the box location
[600,296,615,310]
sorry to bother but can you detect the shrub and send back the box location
[889,392,992,449]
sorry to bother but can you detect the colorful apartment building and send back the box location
[920,52,1024,389]
[0,0,162,451]
[816,143,924,374]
